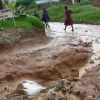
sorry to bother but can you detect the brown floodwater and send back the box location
[0,23,100,100]
[48,22,100,78]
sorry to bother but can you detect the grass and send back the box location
[0,17,45,45]
[0,17,44,30]
[38,4,100,24]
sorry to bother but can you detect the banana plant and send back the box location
[14,5,27,16]
[2,0,16,11]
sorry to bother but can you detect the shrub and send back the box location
[14,5,27,17]
[30,17,45,28]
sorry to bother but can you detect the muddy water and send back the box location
[48,23,100,78]
[0,23,100,100]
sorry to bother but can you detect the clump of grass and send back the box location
[0,19,15,29]
[0,16,44,30]
[30,17,45,28]
[48,6,65,22]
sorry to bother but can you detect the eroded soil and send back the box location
[0,23,100,100]
[72,65,100,100]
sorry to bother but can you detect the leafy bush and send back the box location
[30,17,45,28]
[16,0,35,7]
[14,5,27,17]
[80,0,92,5]
[2,0,16,11]
[0,16,45,29]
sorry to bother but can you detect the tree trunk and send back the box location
[0,0,3,10]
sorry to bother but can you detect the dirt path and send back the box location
[0,23,100,99]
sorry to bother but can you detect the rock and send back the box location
[85,30,88,32]
[74,91,80,95]
[4,80,46,100]
[15,83,26,95]
[84,42,92,47]
[79,41,92,47]
[11,95,25,100]
[71,68,77,72]
[89,59,94,64]
[4,95,12,100]
[72,77,79,81]
[54,79,71,92]
[5,79,85,100]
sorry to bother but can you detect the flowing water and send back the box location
[0,23,100,100]
[48,22,100,78]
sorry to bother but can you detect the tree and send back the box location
[2,0,16,10]
[0,0,3,9]
[16,0,35,7]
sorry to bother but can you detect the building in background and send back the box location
[36,0,59,9]
[92,0,100,7]
[36,0,88,8]
[36,0,59,4]
[36,0,86,5]
[61,0,81,4]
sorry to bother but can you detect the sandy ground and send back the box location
[0,23,100,100]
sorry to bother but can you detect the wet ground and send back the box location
[49,22,100,78]
[0,23,100,100]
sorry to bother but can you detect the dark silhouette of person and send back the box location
[42,8,50,29]
[33,11,40,19]
[64,6,74,31]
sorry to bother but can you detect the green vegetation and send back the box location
[16,0,35,7]
[0,17,44,45]
[0,0,44,45]
[2,0,16,11]
[30,17,44,28]
[43,4,100,24]
[0,2,100,45]
[0,17,44,29]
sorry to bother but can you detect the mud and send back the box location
[0,23,100,100]
[72,65,100,100]
[0,28,45,52]
[0,39,91,99]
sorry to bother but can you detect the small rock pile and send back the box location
[34,79,74,100]
[4,79,76,100]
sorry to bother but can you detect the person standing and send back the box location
[64,6,74,31]
[42,8,50,29]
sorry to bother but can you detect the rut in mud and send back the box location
[0,23,100,100]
